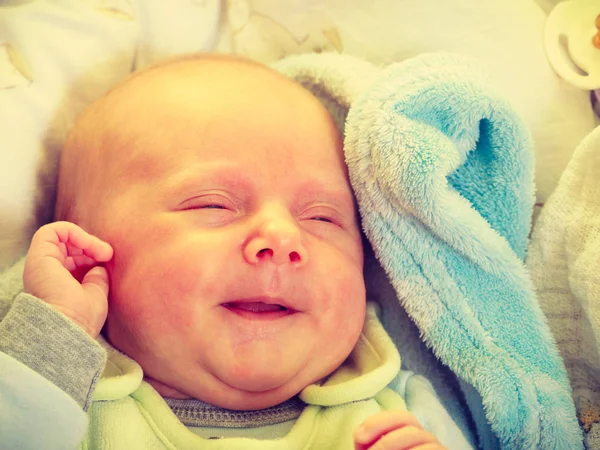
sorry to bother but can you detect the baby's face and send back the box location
[81,60,365,410]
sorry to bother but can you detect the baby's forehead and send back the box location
[77,60,270,149]
[88,57,326,145]
[85,57,316,144]
[66,55,347,202]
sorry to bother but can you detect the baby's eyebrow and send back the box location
[159,163,254,197]
[294,179,357,210]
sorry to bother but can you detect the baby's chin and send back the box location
[204,370,314,410]
[144,376,192,399]
[222,368,302,393]
[149,368,315,411]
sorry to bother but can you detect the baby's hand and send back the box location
[23,221,113,338]
[354,411,446,450]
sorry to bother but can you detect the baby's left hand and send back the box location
[354,411,446,450]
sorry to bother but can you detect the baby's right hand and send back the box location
[23,221,113,339]
[354,411,445,450]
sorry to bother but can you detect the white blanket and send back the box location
[528,125,600,448]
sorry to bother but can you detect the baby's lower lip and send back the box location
[222,302,294,320]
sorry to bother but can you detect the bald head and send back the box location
[52,52,367,411]
[54,53,330,230]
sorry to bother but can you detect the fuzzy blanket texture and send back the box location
[528,125,600,450]
[274,52,582,450]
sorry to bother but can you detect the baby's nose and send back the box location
[243,214,308,266]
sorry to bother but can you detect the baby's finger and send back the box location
[69,266,110,337]
[65,241,84,257]
[33,222,113,262]
[82,266,110,301]
[82,236,113,262]
[354,411,423,448]
[57,223,113,262]
[364,426,438,450]
[65,255,98,272]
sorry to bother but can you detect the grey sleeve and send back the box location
[0,261,106,410]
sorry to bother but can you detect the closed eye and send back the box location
[177,196,238,226]
[310,216,334,223]
[181,204,229,211]
[301,205,346,227]
[200,204,227,210]
[178,194,236,212]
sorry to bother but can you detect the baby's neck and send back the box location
[145,375,306,428]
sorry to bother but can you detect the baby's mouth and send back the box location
[223,302,288,312]
[221,301,295,320]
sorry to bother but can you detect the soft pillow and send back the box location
[0,0,595,269]
[0,0,219,269]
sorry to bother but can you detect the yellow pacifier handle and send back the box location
[545,0,600,90]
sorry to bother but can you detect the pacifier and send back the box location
[545,0,600,90]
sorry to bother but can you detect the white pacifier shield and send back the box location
[545,0,600,90]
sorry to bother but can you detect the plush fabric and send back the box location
[528,125,600,449]
[274,52,582,449]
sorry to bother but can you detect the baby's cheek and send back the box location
[312,266,366,374]
[142,254,208,330]
[111,250,203,336]
[138,251,219,331]
[343,268,366,314]
[322,263,366,330]
[330,260,365,301]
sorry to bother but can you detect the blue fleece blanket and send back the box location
[274,53,582,450]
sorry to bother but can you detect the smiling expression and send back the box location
[63,57,366,410]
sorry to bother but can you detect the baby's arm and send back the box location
[0,222,113,449]
[354,410,446,450]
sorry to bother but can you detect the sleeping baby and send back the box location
[1,54,473,449]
